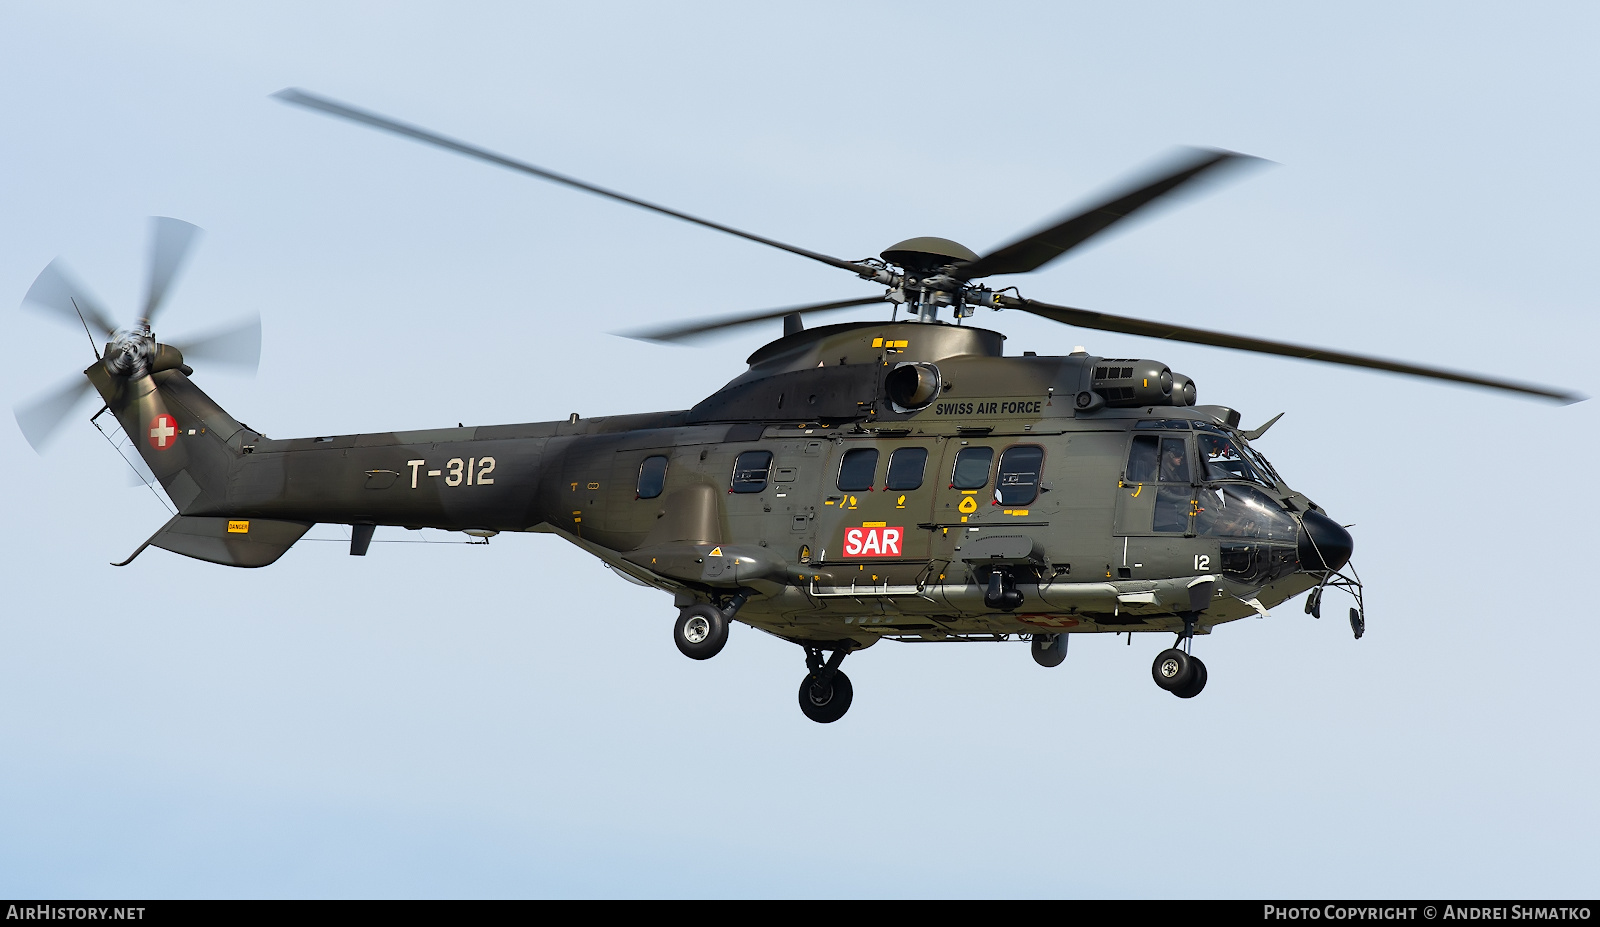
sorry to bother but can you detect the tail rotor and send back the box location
[13,217,262,452]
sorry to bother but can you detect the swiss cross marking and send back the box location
[148,413,178,450]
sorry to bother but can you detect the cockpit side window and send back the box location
[1127,435,1159,483]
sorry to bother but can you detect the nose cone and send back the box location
[1298,509,1353,572]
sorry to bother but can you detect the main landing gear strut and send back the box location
[798,645,853,724]
[1151,610,1208,699]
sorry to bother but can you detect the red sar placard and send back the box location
[843,525,904,558]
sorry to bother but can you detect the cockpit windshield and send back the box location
[1198,432,1278,488]
[1194,483,1298,541]
[1239,440,1283,486]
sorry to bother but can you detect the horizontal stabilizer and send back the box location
[114,515,314,568]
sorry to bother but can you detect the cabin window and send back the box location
[837,447,878,492]
[951,446,994,489]
[995,445,1044,506]
[636,455,668,499]
[886,447,928,491]
[730,450,772,493]
[1127,434,1159,483]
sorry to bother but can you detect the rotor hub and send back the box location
[879,237,978,275]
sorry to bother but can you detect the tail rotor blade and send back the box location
[173,313,261,372]
[142,217,203,324]
[22,259,118,339]
[14,375,95,452]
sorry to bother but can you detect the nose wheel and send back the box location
[1151,610,1208,698]
[1152,648,1208,698]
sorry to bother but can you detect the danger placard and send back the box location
[843,525,904,558]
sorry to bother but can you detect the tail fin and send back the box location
[87,355,254,516]
[90,357,314,568]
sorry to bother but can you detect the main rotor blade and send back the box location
[1000,295,1583,403]
[14,375,95,452]
[142,217,203,325]
[172,313,261,372]
[22,259,118,339]
[273,88,865,274]
[958,148,1263,280]
[620,296,887,344]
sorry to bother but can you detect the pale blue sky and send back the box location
[2,1,1597,898]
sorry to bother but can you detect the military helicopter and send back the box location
[15,89,1581,723]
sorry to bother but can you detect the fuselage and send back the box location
[128,320,1344,648]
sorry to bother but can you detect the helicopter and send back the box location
[14,89,1581,723]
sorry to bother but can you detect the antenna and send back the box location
[70,297,102,360]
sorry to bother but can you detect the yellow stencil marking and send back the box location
[709,547,722,557]
[896,495,906,508]
[872,337,884,348]
[862,521,886,528]
[958,496,978,514]
[227,521,249,534]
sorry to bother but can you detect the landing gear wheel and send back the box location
[798,670,854,723]
[1173,655,1208,698]
[1151,648,1195,692]
[1031,633,1067,668]
[674,603,728,660]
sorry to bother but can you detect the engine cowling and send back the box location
[1090,358,1176,407]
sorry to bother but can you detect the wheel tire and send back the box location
[1151,648,1194,692]
[674,604,729,660]
[1031,633,1067,668]
[798,670,854,723]
[1174,655,1208,698]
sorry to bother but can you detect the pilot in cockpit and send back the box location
[1159,440,1190,483]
